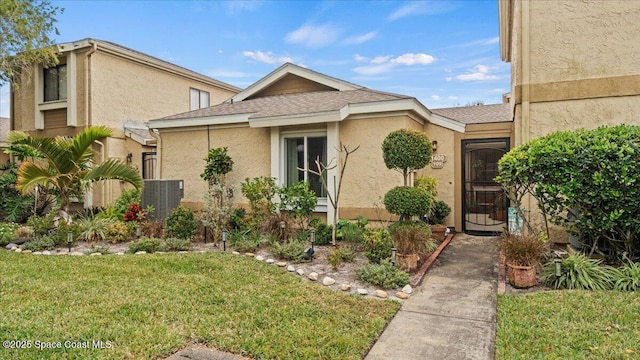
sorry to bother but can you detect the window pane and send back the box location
[285,138,304,186]
[190,88,199,110]
[200,91,210,108]
[44,68,58,102]
[307,137,327,197]
[58,65,67,100]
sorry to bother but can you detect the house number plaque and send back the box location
[431,154,447,169]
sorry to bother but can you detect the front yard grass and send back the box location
[497,291,640,359]
[0,251,400,359]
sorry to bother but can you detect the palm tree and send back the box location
[7,126,143,219]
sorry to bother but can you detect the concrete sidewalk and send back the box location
[365,234,500,360]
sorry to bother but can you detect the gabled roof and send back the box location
[57,38,241,93]
[148,64,466,133]
[431,103,512,124]
[231,63,362,102]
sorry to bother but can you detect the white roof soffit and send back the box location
[230,63,362,103]
[430,113,466,133]
[147,113,251,129]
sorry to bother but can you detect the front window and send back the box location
[190,88,210,110]
[284,135,327,197]
[43,64,67,102]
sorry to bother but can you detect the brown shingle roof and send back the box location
[431,103,512,124]
[157,88,411,121]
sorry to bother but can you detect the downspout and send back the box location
[149,128,162,179]
[85,41,97,127]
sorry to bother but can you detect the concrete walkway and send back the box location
[365,234,500,360]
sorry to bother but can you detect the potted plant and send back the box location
[501,233,548,288]
[426,200,451,241]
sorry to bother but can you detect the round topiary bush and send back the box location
[382,129,432,185]
[383,186,432,219]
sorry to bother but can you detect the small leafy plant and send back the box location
[165,206,197,240]
[542,253,615,290]
[327,246,356,270]
[270,239,308,262]
[164,238,192,252]
[22,235,56,251]
[127,237,167,253]
[356,260,410,289]
[612,260,640,291]
[362,229,393,264]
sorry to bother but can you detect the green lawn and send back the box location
[497,291,640,359]
[0,251,400,359]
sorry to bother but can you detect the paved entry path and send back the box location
[366,234,500,360]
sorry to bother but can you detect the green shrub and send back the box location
[362,229,393,264]
[105,221,134,244]
[22,235,56,251]
[241,176,278,226]
[27,211,56,237]
[0,222,20,246]
[542,254,615,290]
[76,215,114,242]
[127,237,167,253]
[165,206,197,240]
[613,261,640,291]
[112,188,142,219]
[309,218,332,245]
[164,238,192,252]
[227,230,261,253]
[428,200,451,225]
[271,239,307,262]
[141,220,164,238]
[384,186,432,219]
[327,246,356,270]
[414,175,438,198]
[277,181,317,223]
[382,129,432,185]
[54,222,81,246]
[228,207,249,231]
[356,260,410,289]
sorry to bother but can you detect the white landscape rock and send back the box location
[296,269,305,276]
[232,251,240,255]
[357,288,369,295]
[308,272,319,281]
[70,252,85,256]
[340,284,351,291]
[375,290,388,299]
[255,255,265,261]
[42,250,52,255]
[90,252,102,256]
[395,292,409,300]
[276,262,287,267]
[134,251,147,255]
[322,277,336,286]
[266,259,275,264]
[115,252,125,256]
[286,265,295,272]
[402,285,413,294]
[32,251,42,255]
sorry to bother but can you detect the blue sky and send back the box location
[0,0,510,118]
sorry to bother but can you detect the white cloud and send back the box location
[392,53,435,65]
[353,54,368,62]
[371,56,391,64]
[285,23,342,48]
[342,31,377,45]
[388,1,455,21]
[352,52,436,75]
[445,76,453,82]
[243,51,293,65]
[455,65,499,81]
[431,95,441,100]
[353,63,395,75]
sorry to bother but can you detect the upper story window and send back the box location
[190,88,210,110]
[43,64,67,102]
[284,135,327,198]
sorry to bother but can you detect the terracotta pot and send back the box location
[430,225,447,242]
[493,210,508,222]
[398,253,419,271]
[506,262,537,288]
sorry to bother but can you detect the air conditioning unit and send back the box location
[141,180,184,221]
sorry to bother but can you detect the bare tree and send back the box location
[302,143,359,245]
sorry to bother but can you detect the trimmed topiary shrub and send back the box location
[201,147,234,185]
[383,186,432,220]
[382,129,432,185]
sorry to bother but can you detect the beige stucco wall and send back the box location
[338,114,425,220]
[159,126,271,205]
[422,123,456,226]
[90,51,236,130]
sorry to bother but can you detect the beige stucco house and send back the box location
[499,0,640,144]
[10,38,240,207]
[149,63,513,232]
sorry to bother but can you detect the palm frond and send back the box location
[69,126,111,162]
[16,162,57,194]
[84,159,143,190]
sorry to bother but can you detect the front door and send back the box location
[462,139,509,235]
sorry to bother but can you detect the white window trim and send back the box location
[34,52,76,129]
[278,129,328,212]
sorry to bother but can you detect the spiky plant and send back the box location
[542,253,615,290]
